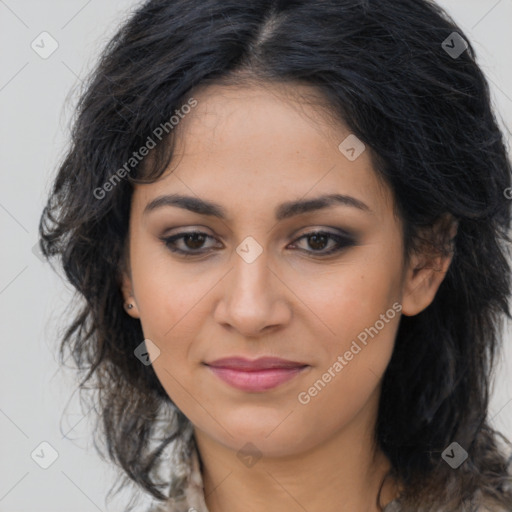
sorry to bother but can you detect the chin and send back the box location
[204,414,313,457]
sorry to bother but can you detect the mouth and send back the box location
[204,357,310,392]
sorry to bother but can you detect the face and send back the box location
[122,82,449,457]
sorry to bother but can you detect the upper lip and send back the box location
[205,357,307,371]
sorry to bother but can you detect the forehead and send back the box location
[131,82,394,220]
[175,81,345,158]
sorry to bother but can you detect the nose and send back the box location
[213,247,292,337]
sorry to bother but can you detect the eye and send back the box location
[160,229,355,257]
[289,230,355,256]
[161,231,220,255]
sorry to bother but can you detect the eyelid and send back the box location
[160,230,221,253]
[289,229,356,255]
[291,225,355,239]
[160,226,356,257]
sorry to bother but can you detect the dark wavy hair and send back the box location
[39,0,512,510]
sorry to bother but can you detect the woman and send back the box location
[39,0,512,510]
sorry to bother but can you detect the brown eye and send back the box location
[161,231,220,255]
[306,233,330,251]
[161,229,355,258]
[182,233,207,249]
[291,230,355,256]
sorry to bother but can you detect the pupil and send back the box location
[182,233,330,251]
[185,233,205,249]
[309,234,327,250]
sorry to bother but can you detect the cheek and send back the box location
[295,312,399,442]
[135,276,209,416]
[290,249,402,346]
[131,240,212,336]
[287,250,402,418]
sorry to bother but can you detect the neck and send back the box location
[193,391,400,512]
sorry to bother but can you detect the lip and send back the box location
[205,357,309,392]
[206,356,307,370]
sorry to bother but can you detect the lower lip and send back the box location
[207,366,308,392]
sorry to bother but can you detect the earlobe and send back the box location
[119,243,141,319]
[120,270,140,319]
[401,263,446,317]
[123,301,139,317]
[401,216,458,317]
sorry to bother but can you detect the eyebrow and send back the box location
[143,193,373,220]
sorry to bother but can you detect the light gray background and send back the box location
[1,1,511,511]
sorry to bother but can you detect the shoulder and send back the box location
[383,441,512,512]
[146,443,210,512]
[474,439,512,511]
[147,440,512,512]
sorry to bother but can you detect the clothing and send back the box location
[147,426,512,512]
[149,446,402,512]
[146,421,401,512]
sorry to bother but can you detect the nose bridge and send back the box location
[230,243,273,309]
[213,240,290,334]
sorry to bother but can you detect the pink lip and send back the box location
[205,357,309,392]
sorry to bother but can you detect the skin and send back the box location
[121,82,455,512]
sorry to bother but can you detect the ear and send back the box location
[401,214,458,317]
[120,251,140,319]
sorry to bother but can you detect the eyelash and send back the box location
[160,230,355,257]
